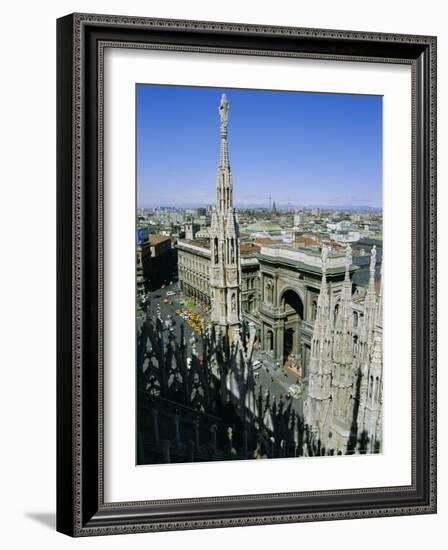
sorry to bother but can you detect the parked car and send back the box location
[252,360,262,370]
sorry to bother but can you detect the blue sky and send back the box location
[136,84,382,209]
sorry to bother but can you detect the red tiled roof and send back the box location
[254,237,277,244]
[149,234,171,245]
[181,239,210,249]
[295,235,319,247]
[240,243,261,255]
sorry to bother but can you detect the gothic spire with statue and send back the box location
[210,94,242,340]
[303,243,383,455]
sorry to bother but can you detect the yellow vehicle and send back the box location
[163,299,172,305]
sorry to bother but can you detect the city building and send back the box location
[184,221,201,240]
[294,210,307,226]
[195,227,211,239]
[141,234,176,290]
[255,243,355,372]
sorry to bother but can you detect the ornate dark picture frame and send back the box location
[56,13,437,537]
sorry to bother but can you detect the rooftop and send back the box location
[254,236,278,245]
[243,221,283,233]
[148,234,171,246]
[180,239,210,249]
[240,242,261,257]
[257,243,357,275]
[294,235,320,247]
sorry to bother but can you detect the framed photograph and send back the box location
[57,13,437,536]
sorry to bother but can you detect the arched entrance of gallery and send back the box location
[280,288,304,363]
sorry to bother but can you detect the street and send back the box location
[145,281,207,357]
[144,282,304,418]
[252,355,304,417]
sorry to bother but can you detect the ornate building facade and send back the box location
[178,240,211,309]
[256,244,354,374]
[304,244,383,454]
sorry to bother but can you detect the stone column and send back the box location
[152,408,160,444]
[161,440,171,463]
[210,424,217,453]
[295,319,301,355]
[174,413,181,448]
[301,344,309,379]
[187,439,195,461]
[243,429,248,455]
[275,326,284,364]
[227,427,234,454]
[194,418,200,451]
[273,275,279,308]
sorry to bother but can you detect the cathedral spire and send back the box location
[364,245,377,347]
[219,93,230,168]
[210,94,242,341]
[376,262,383,328]
[368,245,377,295]
[356,245,378,367]
[304,245,333,438]
[341,244,353,317]
[217,94,233,215]
[308,245,332,386]
[334,244,354,365]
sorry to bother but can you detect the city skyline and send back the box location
[136,84,383,209]
[139,204,382,212]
